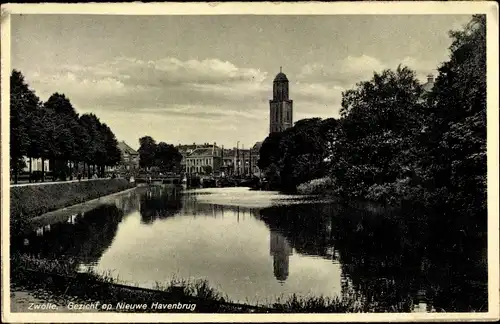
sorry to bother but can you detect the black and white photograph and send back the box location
[1,2,499,322]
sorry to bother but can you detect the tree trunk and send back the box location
[13,157,18,184]
[29,157,32,183]
[41,157,45,182]
[64,160,69,181]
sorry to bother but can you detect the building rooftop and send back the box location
[187,147,220,157]
[118,141,138,155]
[422,74,435,93]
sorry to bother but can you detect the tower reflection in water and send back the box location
[269,230,293,283]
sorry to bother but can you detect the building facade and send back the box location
[117,141,139,170]
[270,67,293,134]
[185,144,222,175]
[179,141,262,177]
[22,157,51,173]
[219,142,261,177]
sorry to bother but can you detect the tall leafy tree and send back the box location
[100,123,122,173]
[155,142,182,172]
[258,131,283,171]
[334,66,426,198]
[68,118,88,175]
[138,136,157,169]
[423,15,486,216]
[10,71,122,182]
[44,93,78,180]
[10,70,40,183]
[80,113,105,177]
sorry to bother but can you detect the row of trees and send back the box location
[138,136,182,173]
[258,15,486,220]
[10,70,122,183]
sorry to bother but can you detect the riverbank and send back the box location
[10,179,136,227]
[26,187,137,232]
[10,254,368,313]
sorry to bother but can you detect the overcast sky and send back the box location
[11,14,472,149]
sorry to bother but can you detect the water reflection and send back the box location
[329,204,488,312]
[11,187,487,312]
[259,204,338,260]
[17,204,125,268]
[13,190,141,269]
[269,231,293,282]
[139,187,182,224]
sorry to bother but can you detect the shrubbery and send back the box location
[10,179,135,221]
[296,177,336,195]
[365,178,429,206]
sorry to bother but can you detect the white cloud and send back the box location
[29,70,129,98]
[27,56,270,106]
[297,54,438,87]
[297,55,387,85]
[293,82,344,101]
[19,53,441,148]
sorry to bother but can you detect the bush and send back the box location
[10,179,135,222]
[296,177,336,195]
[365,178,428,206]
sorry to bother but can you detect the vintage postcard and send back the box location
[1,2,499,323]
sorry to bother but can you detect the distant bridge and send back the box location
[135,174,182,186]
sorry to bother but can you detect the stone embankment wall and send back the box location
[10,179,136,221]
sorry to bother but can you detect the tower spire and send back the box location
[280,66,282,73]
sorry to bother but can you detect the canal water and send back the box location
[12,187,488,312]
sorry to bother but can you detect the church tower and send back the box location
[270,67,293,134]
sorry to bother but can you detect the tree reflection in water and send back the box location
[139,186,183,224]
[258,202,487,312]
[14,203,125,271]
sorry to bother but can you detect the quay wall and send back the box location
[10,179,136,221]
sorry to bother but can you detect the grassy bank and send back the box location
[10,179,136,223]
[11,253,371,313]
